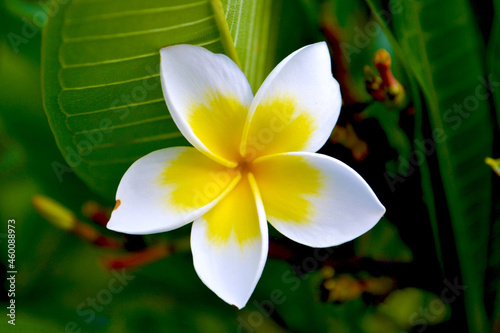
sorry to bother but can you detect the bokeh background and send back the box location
[1,0,499,332]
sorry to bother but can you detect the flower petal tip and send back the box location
[105,215,145,235]
[373,197,386,220]
[223,293,250,310]
[379,203,387,216]
[105,217,122,233]
[105,217,164,235]
[232,303,245,310]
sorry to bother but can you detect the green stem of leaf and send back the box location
[209,0,242,68]
[363,0,445,275]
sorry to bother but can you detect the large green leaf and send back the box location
[42,0,222,198]
[361,0,445,275]
[223,0,279,91]
[224,0,310,90]
[490,0,500,129]
[388,0,492,331]
[486,0,500,326]
[42,0,298,199]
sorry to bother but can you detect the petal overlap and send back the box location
[108,147,240,234]
[160,45,253,166]
[191,174,268,308]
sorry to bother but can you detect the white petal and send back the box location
[252,152,385,247]
[160,45,253,167]
[107,147,240,234]
[241,42,341,158]
[191,173,268,308]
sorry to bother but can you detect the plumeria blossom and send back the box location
[107,42,385,308]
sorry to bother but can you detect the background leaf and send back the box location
[43,0,225,199]
[42,0,243,199]
[222,0,311,91]
[489,0,500,127]
[388,0,493,331]
[486,0,500,327]
[42,0,311,200]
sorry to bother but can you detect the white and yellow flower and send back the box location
[107,42,385,308]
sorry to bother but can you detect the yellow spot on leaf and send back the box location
[113,200,121,211]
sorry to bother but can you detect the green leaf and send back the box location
[42,0,307,199]
[388,1,492,331]
[323,0,398,102]
[222,0,309,91]
[372,288,450,331]
[254,260,332,332]
[355,218,413,263]
[358,102,412,165]
[489,0,500,129]
[42,0,229,199]
[486,0,500,326]
[362,0,445,275]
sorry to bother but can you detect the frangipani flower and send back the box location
[107,42,385,308]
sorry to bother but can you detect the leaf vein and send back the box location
[64,1,208,24]
[62,16,215,42]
